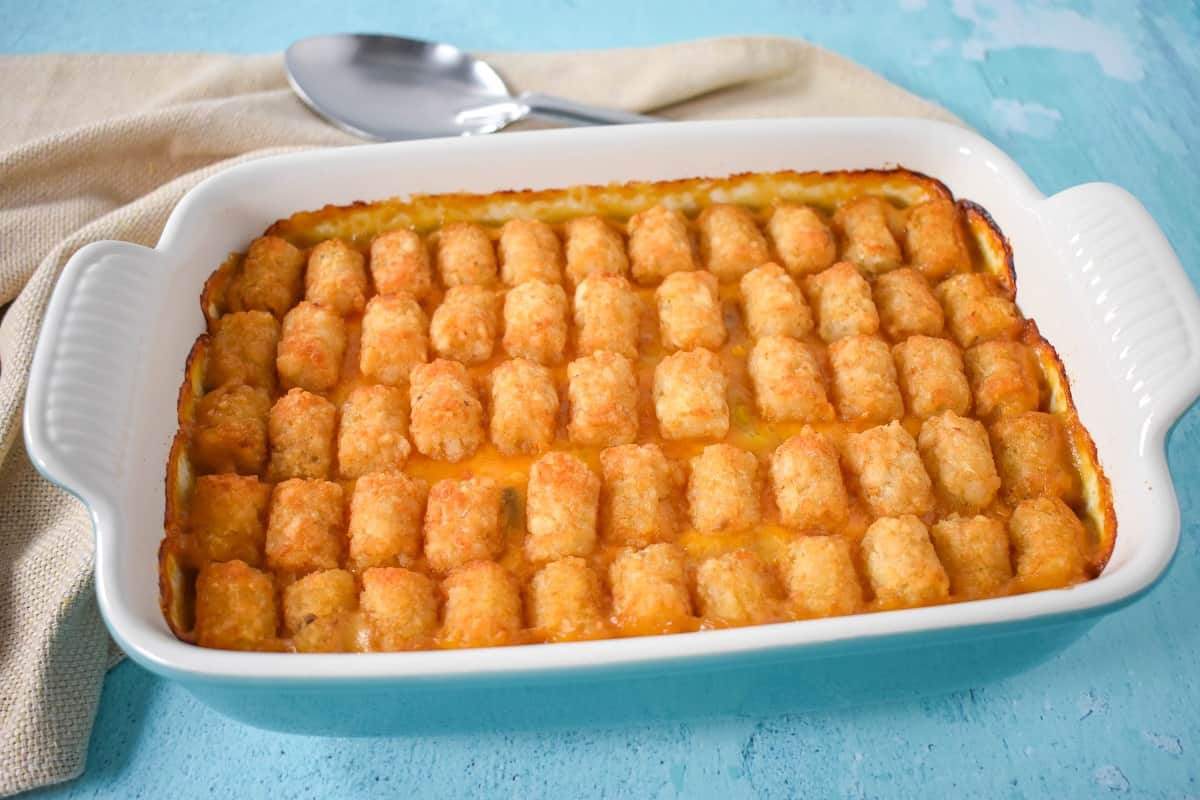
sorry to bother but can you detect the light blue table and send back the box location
[8,1,1199,797]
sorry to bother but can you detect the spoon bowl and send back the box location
[285,34,658,141]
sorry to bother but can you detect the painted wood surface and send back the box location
[8,1,1199,797]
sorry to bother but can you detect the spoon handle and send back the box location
[517,92,660,126]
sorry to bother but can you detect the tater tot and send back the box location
[770,429,849,531]
[525,452,601,563]
[529,557,608,642]
[276,301,347,393]
[655,270,726,351]
[502,280,568,365]
[892,335,971,418]
[348,473,427,569]
[194,560,278,650]
[964,340,1041,419]
[1009,496,1088,591]
[930,515,1012,597]
[695,550,779,626]
[917,411,1001,512]
[267,388,336,482]
[264,479,344,575]
[834,196,902,275]
[488,358,559,455]
[282,568,356,636]
[423,477,503,572]
[230,235,305,319]
[687,444,761,532]
[190,474,271,566]
[610,543,694,636]
[291,615,354,654]
[409,359,484,462]
[935,273,1021,348]
[305,238,368,315]
[739,262,814,340]
[828,335,905,423]
[653,348,729,440]
[628,204,697,284]
[697,203,770,282]
[600,443,681,546]
[436,221,497,287]
[192,384,270,476]
[990,411,1080,504]
[362,567,439,651]
[499,218,563,286]
[872,268,944,341]
[430,285,498,364]
[205,310,280,391]
[781,535,863,618]
[844,421,934,517]
[861,515,949,607]
[440,561,523,648]
[567,351,639,446]
[904,198,970,280]
[766,203,837,277]
[806,261,880,343]
[359,293,428,387]
[289,616,350,655]
[370,229,433,299]
[748,335,835,423]
[337,384,411,479]
[574,273,640,358]
[564,215,629,286]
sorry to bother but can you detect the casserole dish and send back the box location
[25,118,1200,732]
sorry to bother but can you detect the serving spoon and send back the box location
[285,34,659,141]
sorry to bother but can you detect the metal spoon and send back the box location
[285,33,659,141]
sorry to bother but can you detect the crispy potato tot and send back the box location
[371,229,433,298]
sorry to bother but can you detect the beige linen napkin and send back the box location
[0,36,957,795]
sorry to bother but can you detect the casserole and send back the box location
[25,118,1200,732]
[165,165,1115,654]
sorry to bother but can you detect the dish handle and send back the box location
[24,241,171,511]
[1040,183,1200,436]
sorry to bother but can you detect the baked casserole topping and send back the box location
[161,168,1115,653]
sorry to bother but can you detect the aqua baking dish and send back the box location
[24,118,1200,732]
